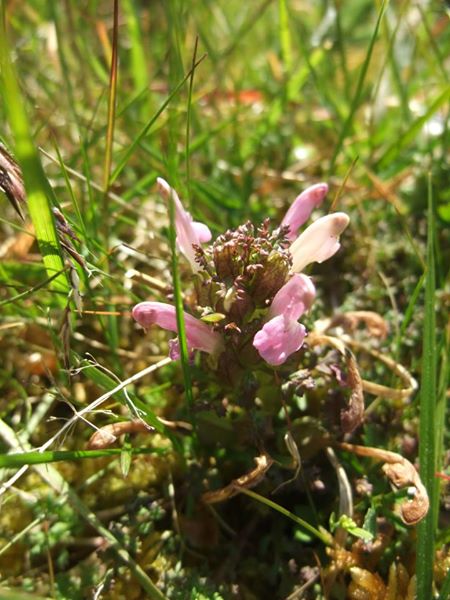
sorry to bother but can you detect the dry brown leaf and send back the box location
[339,442,429,525]
[202,452,274,505]
[86,416,192,449]
[87,420,152,449]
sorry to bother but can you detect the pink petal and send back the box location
[253,315,306,366]
[270,273,316,320]
[192,221,212,243]
[290,212,350,273]
[281,183,328,242]
[132,301,221,356]
[157,178,211,271]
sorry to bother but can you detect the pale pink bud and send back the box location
[132,301,221,357]
[290,212,350,273]
[281,183,328,242]
[253,315,306,366]
[269,273,316,320]
[157,178,212,271]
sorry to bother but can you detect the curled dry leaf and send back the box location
[308,326,418,403]
[87,416,193,449]
[308,333,365,433]
[202,452,274,505]
[338,442,429,525]
[87,420,152,449]
[346,339,418,402]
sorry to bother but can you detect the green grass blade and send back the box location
[122,0,150,96]
[0,7,68,295]
[393,271,425,353]
[434,327,449,527]
[416,174,437,599]
[438,567,450,600]
[167,184,195,417]
[185,36,199,209]
[100,0,121,369]
[0,447,165,468]
[329,0,388,171]
[48,0,81,132]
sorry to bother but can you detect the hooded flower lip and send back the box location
[289,212,350,273]
[253,315,306,366]
[157,177,212,271]
[281,183,328,242]
[252,274,315,366]
[269,273,315,320]
[132,301,222,358]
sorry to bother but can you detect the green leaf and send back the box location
[330,513,374,543]
[200,312,226,323]
[416,174,437,599]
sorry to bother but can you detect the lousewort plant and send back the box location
[130,178,428,529]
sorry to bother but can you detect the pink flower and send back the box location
[289,212,350,273]
[281,183,328,242]
[157,178,212,271]
[132,301,222,359]
[253,274,315,366]
[253,315,306,366]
